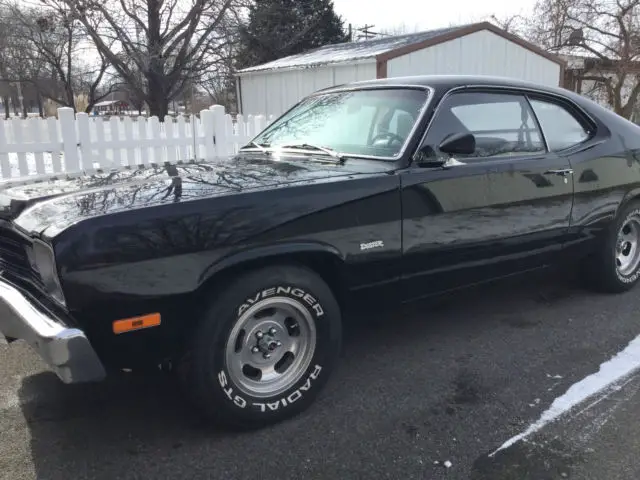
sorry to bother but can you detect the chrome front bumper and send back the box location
[0,279,106,383]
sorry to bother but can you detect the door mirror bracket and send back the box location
[414,131,475,168]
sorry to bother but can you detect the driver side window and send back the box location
[423,91,545,159]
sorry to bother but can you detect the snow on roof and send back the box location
[237,24,471,74]
[93,100,119,107]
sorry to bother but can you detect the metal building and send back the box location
[235,22,565,118]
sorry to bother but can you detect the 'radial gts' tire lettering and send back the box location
[217,365,323,412]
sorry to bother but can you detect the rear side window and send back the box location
[528,99,590,151]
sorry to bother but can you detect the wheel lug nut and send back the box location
[269,327,277,335]
[275,341,282,347]
[263,353,271,359]
[256,331,263,339]
[251,346,259,354]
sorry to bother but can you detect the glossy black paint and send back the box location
[2,74,640,368]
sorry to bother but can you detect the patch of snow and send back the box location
[490,333,640,457]
[238,25,467,73]
[443,460,453,468]
[546,374,563,379]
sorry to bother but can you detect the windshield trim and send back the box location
[242,85,435,162]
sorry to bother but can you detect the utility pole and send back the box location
[353,24,391,41]
[357,24,376,40]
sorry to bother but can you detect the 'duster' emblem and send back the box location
[360,240,384,251]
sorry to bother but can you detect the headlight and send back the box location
[27,240,66,307]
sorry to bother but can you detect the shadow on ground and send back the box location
[17,268,591,479]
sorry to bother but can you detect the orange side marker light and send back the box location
[113,313,161,334]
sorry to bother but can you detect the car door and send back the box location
[400,88,575,301]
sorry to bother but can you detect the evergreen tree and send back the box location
[236,0,349,70]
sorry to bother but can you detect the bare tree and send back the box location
[488,14,528,35]
[40,0,247,120]
[0,1,118,113]
[529,0,640,118]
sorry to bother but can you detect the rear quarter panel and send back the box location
[564,97,640,256]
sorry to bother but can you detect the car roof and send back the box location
[316,74,570,96]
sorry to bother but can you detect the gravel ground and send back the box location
[2,268,640,480]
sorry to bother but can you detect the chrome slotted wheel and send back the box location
[225,297,317,398]
[616,214,640,277]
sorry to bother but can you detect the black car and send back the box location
[1,74,639,429]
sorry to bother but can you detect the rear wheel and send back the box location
[184,264,342,429]
[585,200,640,293]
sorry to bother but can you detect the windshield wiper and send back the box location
[240,141,271,153]
[279,143,345,163]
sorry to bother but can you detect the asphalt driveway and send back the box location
[2,268,640,480]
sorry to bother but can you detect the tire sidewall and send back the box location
[613,205,640,285]
[192,266,341,426]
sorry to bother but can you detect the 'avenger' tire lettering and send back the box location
[237,286,324,317]
[252,364,323,413]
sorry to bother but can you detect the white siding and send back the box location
[239,62,377,117]
[387,30,560,87]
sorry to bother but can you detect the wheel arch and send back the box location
[195,242,350,309]
[616,188,640,219]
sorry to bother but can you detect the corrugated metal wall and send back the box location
[387,30,560,87]
[238,62,377,117]
[238,30,561,118]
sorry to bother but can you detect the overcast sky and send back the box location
[332,0,536,33]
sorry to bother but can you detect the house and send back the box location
[235,21,566,118]
[91,91,134,116]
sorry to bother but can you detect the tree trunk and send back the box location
[147,83,168,120]
[148,97,168,119]
[3,96,9,119]
[37,94,43,118]
[11,94,19,116]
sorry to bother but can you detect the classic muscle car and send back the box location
[1,75,640,429]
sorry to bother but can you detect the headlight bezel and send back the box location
[27,239,66,307]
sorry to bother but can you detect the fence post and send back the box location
[254,115,266,136]
[236,114,246,153]
[200,108,215,160]
[0,120,10,179]
[30,118,46,175]
[11,118,28,176]
[76,113,91,171]
[58,107,79,173]
[210,105,227,158]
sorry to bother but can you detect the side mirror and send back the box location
[438,132,476,155]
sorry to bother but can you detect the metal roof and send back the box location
[236,22,566,76]
[236,24,471,74]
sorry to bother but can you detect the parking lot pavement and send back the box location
[3,268,640,480]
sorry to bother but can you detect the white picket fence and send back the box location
[0,105,275,182]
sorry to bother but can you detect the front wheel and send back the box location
[184,264,342,430]
[585,200,640,293]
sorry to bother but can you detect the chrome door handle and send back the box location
[544,168,574,176]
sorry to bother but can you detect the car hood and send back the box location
[3,153,392,237]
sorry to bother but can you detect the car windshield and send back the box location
[248,88,430,160]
